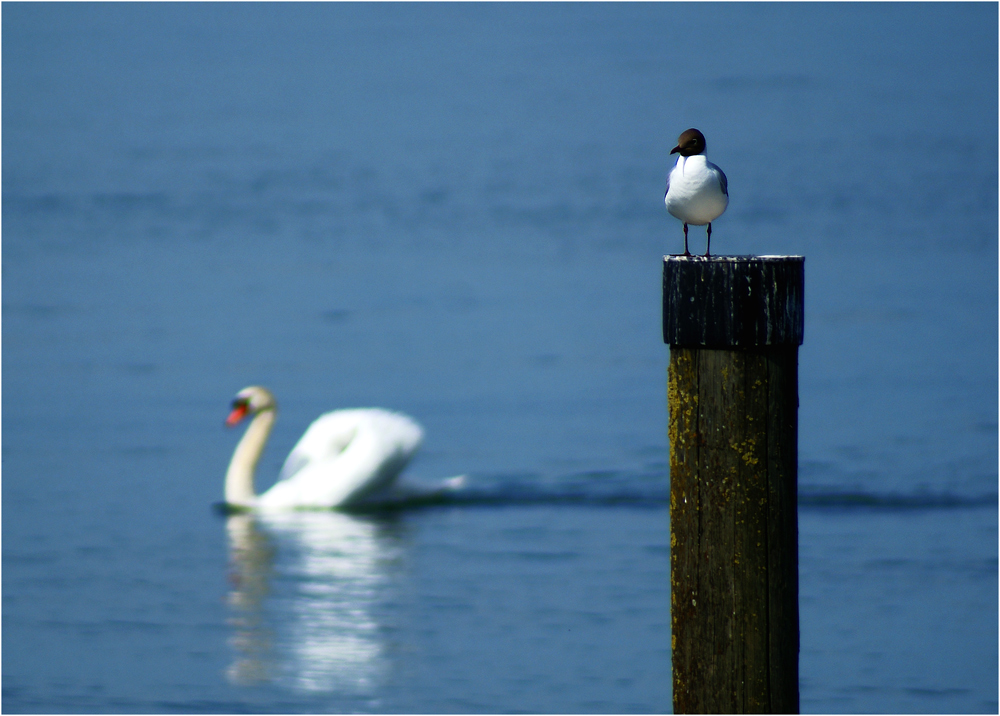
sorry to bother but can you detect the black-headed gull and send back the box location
[664,128,729,256]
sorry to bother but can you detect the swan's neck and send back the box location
[225,409,276,507]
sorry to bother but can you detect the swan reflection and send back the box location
[225,510,401,693]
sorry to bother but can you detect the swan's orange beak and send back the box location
[226,402,249,427]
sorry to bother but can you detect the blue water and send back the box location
[3,3,996,713]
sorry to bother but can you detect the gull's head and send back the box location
[671,128,707,157]
[226,386,277,426]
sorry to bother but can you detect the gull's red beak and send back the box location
[226,402,250,427]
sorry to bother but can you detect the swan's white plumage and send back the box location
[224,387,423,510]
[264,409,423,509]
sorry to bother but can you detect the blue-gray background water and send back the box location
[3,3,997,713]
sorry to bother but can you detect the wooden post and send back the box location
[663,255,803,714]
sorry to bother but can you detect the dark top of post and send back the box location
[663,255,804,348]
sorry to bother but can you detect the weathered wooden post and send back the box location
[663,255,803,714]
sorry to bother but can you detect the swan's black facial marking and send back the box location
[226,396,253,426]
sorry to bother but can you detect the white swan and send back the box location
[223,386,423,510]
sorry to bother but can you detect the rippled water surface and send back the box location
[3,3,997,713]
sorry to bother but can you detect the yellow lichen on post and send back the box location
[730,437,760,467]
[667,348,698,456]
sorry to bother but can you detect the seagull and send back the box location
[664,128,729,256]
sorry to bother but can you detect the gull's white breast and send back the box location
[664,155,728,226]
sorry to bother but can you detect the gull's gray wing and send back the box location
[715,164,728,197]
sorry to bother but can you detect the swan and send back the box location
[223,386,423,510]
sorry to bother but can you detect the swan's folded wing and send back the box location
[277,452,309,483]
[266,410,422,508]
[274,408,423,504]
[277,411,363,483]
